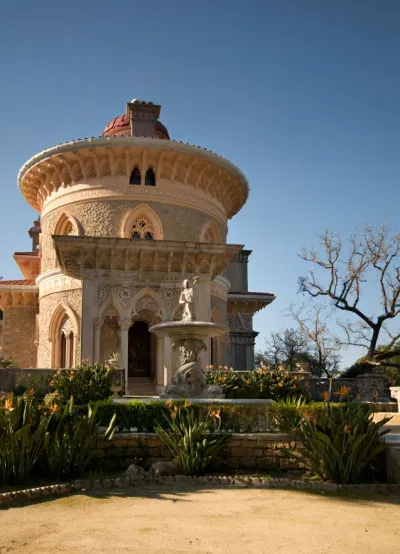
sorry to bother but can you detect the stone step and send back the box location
[127,378,156,396]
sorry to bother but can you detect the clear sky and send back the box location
[0,0,399,368]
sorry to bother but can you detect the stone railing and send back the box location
[0,367,125,396]
[205,368,391,402]
[308,373,390,401]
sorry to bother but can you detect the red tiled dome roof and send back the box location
[102,115,170,139]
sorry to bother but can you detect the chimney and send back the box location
[126,99,161,138]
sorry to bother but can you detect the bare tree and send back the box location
[256,328,309,371]
[288,304,341,377]
[299,225,400,368]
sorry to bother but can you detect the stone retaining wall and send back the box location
[92,433,301,472]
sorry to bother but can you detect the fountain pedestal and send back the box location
[149,321,227,398]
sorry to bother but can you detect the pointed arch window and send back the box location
[129,167,141,185]
[131,215,155,240]
[145,168,156,186]
[59,316,74,368]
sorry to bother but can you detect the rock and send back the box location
[125,463,146,479]
[149,460,180,477]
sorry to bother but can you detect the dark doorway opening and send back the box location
[128,320,151,377]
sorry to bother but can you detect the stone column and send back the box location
[195,274,212,366]
[93,318,101,363]
[155,336,165,394]
[120,319,131,395]
[164,337,173,384]
[246,343,255,371]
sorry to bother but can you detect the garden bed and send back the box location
[1,473,399,508]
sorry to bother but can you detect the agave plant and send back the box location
[293,403,391,484]
[155,404,230,476]
[44,397,116,480]
[0,394,49,485]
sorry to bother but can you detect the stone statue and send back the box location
[156,276,225,398]
[160,337,223,399]
[179,277,198,322]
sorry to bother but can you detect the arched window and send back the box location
[121,204,164,240]
[145,168,156,186]
[59,316,74,368]
[202,220,222,243]
[130,167,141,185]
[0,309,3,321]
[131,215,155,240]
[54,213,82,236]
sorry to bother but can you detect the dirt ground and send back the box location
[0,486,399,554]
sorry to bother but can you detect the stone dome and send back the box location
[102,114,170,139]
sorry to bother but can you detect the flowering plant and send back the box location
[51,362,113,404]
[205,363,300,400]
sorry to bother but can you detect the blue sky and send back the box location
[0,1,399,367]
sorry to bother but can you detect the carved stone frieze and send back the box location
[39,275,82,299]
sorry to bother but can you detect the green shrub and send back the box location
[80,400,274,433]
[0,393,49,485]
[81,400,168,432]
[51,362,113,404]
[267,397,306,433]
[205,366,301,400]
[293,403,390,484]
[155,404,230,476]
[13,371,52,399]
[44,398,116,480]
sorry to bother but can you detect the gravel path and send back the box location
[0,485,399,553]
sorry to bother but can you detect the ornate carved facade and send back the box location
[0,98,275,392]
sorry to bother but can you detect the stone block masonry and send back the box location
[92,433,301,472]
[1,307,37,367]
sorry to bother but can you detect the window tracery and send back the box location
[131,214,155,240]
[59,316,74,368]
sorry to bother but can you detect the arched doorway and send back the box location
[128,320,151,377]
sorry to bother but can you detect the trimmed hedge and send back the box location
[77,400,373,434]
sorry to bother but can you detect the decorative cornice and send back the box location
[18,137,249,219]
[52,235,243,281]
[227,292,275,315]
[0,285,38,308]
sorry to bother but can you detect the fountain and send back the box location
[149,278,227,398]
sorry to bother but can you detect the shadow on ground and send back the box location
[2,482,400,511]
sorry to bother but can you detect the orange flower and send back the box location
[4,399,13,410]
[48,403,60,414]
[344,424,352,432]
[321,391,331,402]
[335,385,352,397]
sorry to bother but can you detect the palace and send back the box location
[0,99,275,394]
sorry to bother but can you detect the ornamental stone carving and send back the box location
[114,286,137,309]
[159,287,180,311]
[135,294,159,314]
[97,285,111,306]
